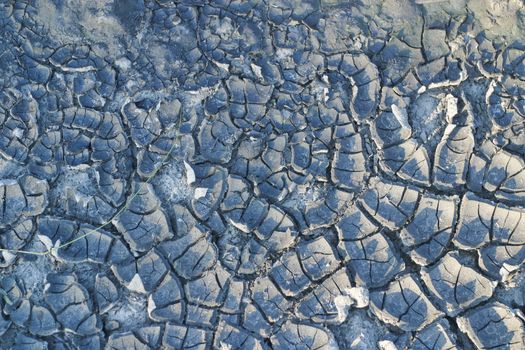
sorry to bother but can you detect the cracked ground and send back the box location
[1,0,525,349]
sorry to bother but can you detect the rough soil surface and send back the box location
[1,0,525,349]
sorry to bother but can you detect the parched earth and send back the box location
[1,0,525,349]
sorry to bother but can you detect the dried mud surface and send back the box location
[1,0,525,349]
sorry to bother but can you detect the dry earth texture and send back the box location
[1,0,525,349]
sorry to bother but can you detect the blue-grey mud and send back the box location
[0,1,525,349]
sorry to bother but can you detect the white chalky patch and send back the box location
[1,251,16,265]
[194,187,208,199]
[378,340,398,350]
[500,263,520,282]
[127,273,146,294]
[38,235,54,250]
[348,287,370,308]
[391,104,410,130]
[147,295,156,316]
[334,295,353,323]
[184,161,196,185]
[444,94,458,122]
[251,64,263,79]
[115,57,131,71]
